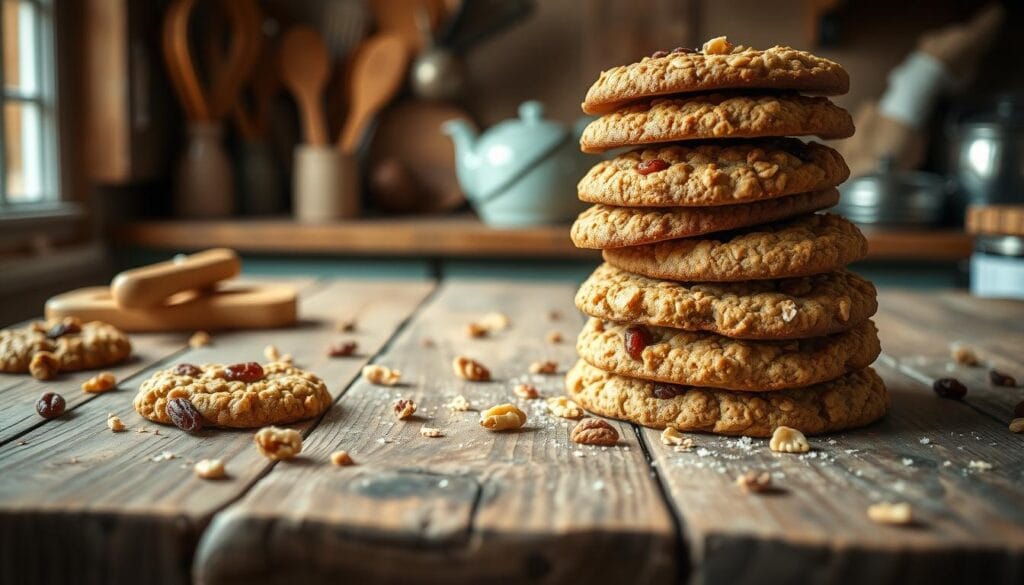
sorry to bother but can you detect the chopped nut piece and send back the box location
[453,356,491,382]
[254,426,302,461]
[194,459,226,479]
[836,297,851,322]
[107,414,126,432]
[736,471,773,493]
[393,398,417,420]
[660,427,692,449]
[529,360,558,375]
[546,330,563,344]
[328,341,358,357]
[264,344,281,362]
[480,403,527,431]
[949,342,980,366]
[513,383,541,400]
[779,300,797,323]
[447,395,471,411]
[570,418,619,446]
[362,364,401,386]
[1009,418,1024,434]
[330,450,355,466]
[420,427,445,438]
[547,396,584,419]
[465,322,488,338]
[478,311,510,331]
[29,351,59,380]
[336,318,356,332]
[769,426,810,453]
[867,502,913,526]
[702,35,733,54]
[82,372,117,393]
[989,369,1017,387]
[189,330,211,348]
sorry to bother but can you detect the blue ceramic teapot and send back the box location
[443,101,591,227]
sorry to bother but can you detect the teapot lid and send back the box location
[472,101,570,200]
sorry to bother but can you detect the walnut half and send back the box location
[570,418,619,446]
[453,356,491,382]
[480,403,526,431]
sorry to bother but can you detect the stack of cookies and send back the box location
[565,37,889,438]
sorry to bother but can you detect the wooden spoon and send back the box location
[338,34,408,154]
[280,27,330,145]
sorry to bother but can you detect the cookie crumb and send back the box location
[362,364,401,386]
[336,318,356,332]
[867,502,912,526]
[447,395,471,411]
[107,413,126,432]
[82,372,117,393]
[480,403,526,431]
[328,341,358,357]
[769,426,809,453]
[254,426,302,461]
[189,331,211,348]
[547,396,584,420]
[478,312,510,331]
[989,369,1017,387]
[546,330,563,344]
[736,471,772,493]
[1010,418,1024,434]
[548,310,562,321]
[513,383,540,399]
[420,427,445,438]
[949,342,980,366]
[393,398,417,420]
[194,459,226,479]
[465,322,488,338]
[968,460,993,472]
[661,427,692,449]
[570,418,619,446]
[330,450,355,466]
[453,356,491,382]
[528,360,558,375]
[29,351,59,380]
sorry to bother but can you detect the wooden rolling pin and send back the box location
[111,248,241,309]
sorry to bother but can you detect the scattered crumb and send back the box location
[949,341,980,366]
[189,331,211,348]
[150,451,178,462]
[330,450,355,466]
[420,427,444,438]
[919,437,931,445]
[328,341,357,357]
[902,458,914,467]
[479,312,510,331]
[82,372,117,393]
[547,310,561,321]
[362,364,401,386]
[336,318,356,332]
[514,383,541,399]
[660,427,692,449]
[529,360,558,375]
[107,413,126,432]
[447,395,471,411]
[968,460,993,472]
[736,471,773,493]
[572,450,586,458]
[393,398,417,420]
[868,502,913,526]
[465,322,488,338]
[546,330,563,344]
[194,459,226,479]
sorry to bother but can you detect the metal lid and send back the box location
[951,94,1024,133]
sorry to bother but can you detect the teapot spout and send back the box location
[442,118,482,199]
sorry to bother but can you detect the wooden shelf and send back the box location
[112,216,974,261]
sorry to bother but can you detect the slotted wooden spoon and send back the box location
[337,34,408,154]
[280,27,331,145]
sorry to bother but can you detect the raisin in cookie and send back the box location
[580,94,854,153]
[575,263,876,339]
[576,318,880,391]
[582,37,849,115]
[0,317,131,375]
[134,361,332,428]
[572,189,839,249]
[603,213,867,282]
[577,140,848,208]
[566,360,888,437]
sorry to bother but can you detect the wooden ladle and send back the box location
[280,27,330,145]
[338,34,408,154]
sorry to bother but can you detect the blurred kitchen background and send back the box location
[1,0,1023,323]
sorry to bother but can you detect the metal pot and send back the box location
[836,157,947,227]
[947,94,1024,210]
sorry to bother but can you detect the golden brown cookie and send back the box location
[582,38,849,115]
[576,318,880,391]
[0,317,131,374]
[577,140,848,208]
[603,213,867,282]
[575,264,876,339]
[566,360,888,437]
[572,189,839,249]
[580,94,854,153]
[133,361,332,428]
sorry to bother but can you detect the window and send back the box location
[1,0,58,212]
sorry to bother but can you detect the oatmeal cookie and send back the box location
[580,94,854,153]
[576,140,848,208]
[565,360,888,437]
[603,213,868,282]
[576,318,880,391]
[572,189,839,249]
[0,318,131,374]
[575,264,876,339]
[133,362,332,428]
[582,41,849,115]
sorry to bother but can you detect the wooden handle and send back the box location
[111,248,241,309]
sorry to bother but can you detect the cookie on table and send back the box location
[575,264,876,339]
[576,318,880,392]
[577,139,848,208]
[580,93,854,153]
[582,36,849,115]
[134,361,332,428]
[572,189,839,249]
[603,213,867,282]
[566,360,888,438]
[0,317,131,374]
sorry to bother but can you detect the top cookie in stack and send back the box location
[565,37,889,438]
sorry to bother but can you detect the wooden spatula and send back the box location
[280,27,330,145]
[338,34,408,154]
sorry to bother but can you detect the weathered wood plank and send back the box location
[0,279,434,585]
[195,281,678,584]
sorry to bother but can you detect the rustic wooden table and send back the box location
[1,279,1022,585]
